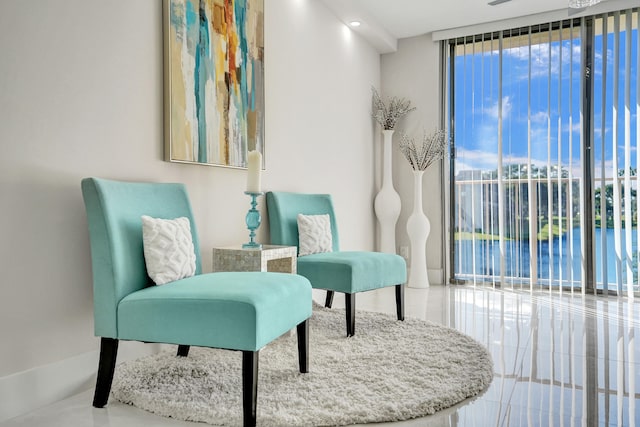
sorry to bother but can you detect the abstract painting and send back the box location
[163,0,264,168]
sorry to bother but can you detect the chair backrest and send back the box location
[266,191,340,252]
[81,177,202,338]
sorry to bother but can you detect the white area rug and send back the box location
[111,303,493,426]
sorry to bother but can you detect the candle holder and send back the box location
[243,191,264,249]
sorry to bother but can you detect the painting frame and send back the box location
[163,0,265,169]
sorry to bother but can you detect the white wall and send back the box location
[0,0,380,418]
[380,35,444,283]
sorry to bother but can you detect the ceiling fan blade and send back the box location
[488,0,512,5]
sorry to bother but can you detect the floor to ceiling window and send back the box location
[447,9,639,296]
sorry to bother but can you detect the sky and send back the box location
[453,22,639,182]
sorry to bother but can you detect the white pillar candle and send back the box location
[246,150,262,193]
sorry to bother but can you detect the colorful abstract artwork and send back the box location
[164,0,264,168]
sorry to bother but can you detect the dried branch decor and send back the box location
[371,87,416,130]
[400,129,448,171]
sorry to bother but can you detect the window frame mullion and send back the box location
[581,16,596,294]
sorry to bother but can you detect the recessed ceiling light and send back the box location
[349,21,361,27]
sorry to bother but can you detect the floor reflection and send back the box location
[3,285,640,426]
[446,287,640,426]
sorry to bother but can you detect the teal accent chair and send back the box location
[266,191,406,337]
[82,178,312,427]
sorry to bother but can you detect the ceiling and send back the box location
[352,0,572,39]
[319,0,623,52]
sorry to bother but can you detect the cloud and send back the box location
[531,111,548,124]
[563,120,581,133]
[484,96,512,120]
[501,39,582,82]
[454,139,635,189]
[454,149,499,172]
[455,145,633,187]
[455,147,549,172]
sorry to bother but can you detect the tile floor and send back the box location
[2,285,639,426]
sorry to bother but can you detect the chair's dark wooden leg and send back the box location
[395,284,405,321]
[93,338,119,408]
[345,293,355,337]
[242,351,259,427]
[177,345,190,357]
[296,319,309,373]
[325,290,334,308]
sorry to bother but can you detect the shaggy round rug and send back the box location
[111,304,493,426]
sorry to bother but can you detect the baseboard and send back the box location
[0,341,164,423]
[404,267,444,288]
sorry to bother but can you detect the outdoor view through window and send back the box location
[449,10,639,296]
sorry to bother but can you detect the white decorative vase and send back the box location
[406,170,430,288]
[374,129,401,254]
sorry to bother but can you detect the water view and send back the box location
[455,227,639,291]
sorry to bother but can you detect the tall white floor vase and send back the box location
[406,170,430,288]
[374,129,401,254]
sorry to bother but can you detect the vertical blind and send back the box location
[448,9,639,296]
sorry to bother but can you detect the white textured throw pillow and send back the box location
[141,215,196,285]
[297,214,333,256]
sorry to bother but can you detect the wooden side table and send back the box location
[212,245,298,274]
